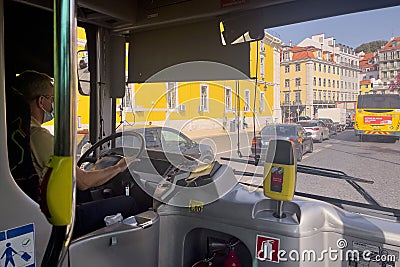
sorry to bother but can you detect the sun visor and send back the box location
[109,35,126,98]
[127,19,250,83]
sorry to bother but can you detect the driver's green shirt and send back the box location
[30,116,54,182]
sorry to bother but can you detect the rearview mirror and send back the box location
[77,50,90,96]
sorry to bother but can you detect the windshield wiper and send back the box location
[296,164,373,184]
[297,164,379,207]
[228,162,379,207]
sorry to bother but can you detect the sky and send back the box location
[266,5,400,49]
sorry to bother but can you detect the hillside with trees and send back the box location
[355,40,387,53]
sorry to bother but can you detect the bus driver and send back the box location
[13,70,138,236]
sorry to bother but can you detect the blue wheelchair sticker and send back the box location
[0,224,35,267]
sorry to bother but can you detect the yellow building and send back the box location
[122,32,283,131]
[280,46,341,121]
[43,27,90,134]
[73,29,283,132]
[360,80,373,95]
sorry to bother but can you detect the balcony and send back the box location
[281,100,302,106]
[380,65,398,71]
[339,62,360,70]
[313,100,335,104]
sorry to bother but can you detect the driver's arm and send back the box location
[75,158,128,191]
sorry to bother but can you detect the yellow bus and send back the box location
[355,94,400,142]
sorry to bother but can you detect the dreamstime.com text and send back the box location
[256,239,397,263]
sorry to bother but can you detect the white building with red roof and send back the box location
[359,52,379,82]
[298,33,360,102]
[378,37,400,92]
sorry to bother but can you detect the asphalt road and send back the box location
[195,129,400,210]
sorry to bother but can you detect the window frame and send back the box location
[200,83,209,112]
[166,82,179,110]
[225,86,232,111]
[244,89,251,111]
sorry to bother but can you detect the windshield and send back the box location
[76,6,400,211]
[261,125,295,137]
[357,94,400,109]
[319,119,332,123]
[298,122,317,127]
[263,6,400,211]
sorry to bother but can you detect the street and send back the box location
[194,129,400,210]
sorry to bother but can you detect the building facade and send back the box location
[122,32,283,131]
[280,45,341,121]
[360,80,373,95]
[359,52,379,81]
[298,34,360,103]
[378,37,400,92]
[358,52,379,95]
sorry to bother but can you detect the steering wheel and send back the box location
[76,131,145,202]
[77,131,145,167]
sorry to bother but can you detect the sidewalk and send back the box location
[182,127,258,139]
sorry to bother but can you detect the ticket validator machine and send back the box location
[263,139,297,218]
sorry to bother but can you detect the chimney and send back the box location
[289,40,292,47]
[333,38,336,62]
[321,44,323,59]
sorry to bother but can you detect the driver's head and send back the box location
[14,70,54,124]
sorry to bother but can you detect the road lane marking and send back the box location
[324,144,333,148]
[216,146,251,155]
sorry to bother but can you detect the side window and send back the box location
[161,129,189,146]
[145,130,161,148]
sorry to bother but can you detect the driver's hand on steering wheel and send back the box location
[76,157,141,191]
[115,156,141,172]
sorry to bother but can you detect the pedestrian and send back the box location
[242,116,248,129]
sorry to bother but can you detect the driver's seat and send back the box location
[6,86,40,202]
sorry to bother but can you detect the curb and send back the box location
[183,128,259,139]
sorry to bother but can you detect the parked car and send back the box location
[293,115,311,123]
[346,113,355,128]
[297,120,330,142]
[121,126,215,163]
[317,118,337,136]
[251,124,313,162]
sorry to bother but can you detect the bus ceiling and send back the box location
[7,0,400,83]
[11,0,400,32]
[124,0,400,83]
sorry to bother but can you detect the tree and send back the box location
[355,40,388,54]
[389,73,400,94]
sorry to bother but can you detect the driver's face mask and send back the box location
[41,96,54,124]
